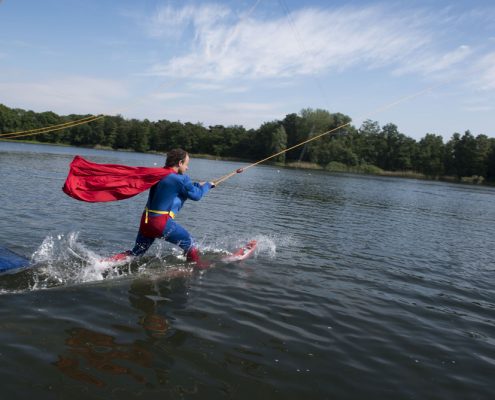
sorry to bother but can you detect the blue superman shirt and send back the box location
[146,173,212,216]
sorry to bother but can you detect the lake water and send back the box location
[0,141,494,399]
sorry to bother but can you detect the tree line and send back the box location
[1,103,494,183]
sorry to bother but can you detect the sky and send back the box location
[0,0,494,140]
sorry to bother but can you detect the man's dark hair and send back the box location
[165,148,188,167]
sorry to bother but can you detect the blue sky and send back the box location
[1,0,494,140]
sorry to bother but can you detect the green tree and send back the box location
[207,125,226,156]
[223,125,249,158]
[152,119,172,151]
[300,108,335,162]
[374,123,417,171]
[311,139,358,166]
[305,111,353,165]
[473,134,492,177]
[231,128,256,159]
[357,120,381,165]
[102,117,117,147]
[486,139,495,181]
[282,112,303,161]
[113,118,130,149]
[3,102,495,183]
[69,124,92,146]
[126,119,149,152]
[271,125,288,163]
[444,133,460,176]
[252,121,281,159]
[166,122,188,150]
[0,104,12,134]
[452,131,477,177]
[86,119,105,146]
[417,134,445,176]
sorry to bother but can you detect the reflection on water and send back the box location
[129,278,174,339]
[54,327,153,387]
[54,274,195,388]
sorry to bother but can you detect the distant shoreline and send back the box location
[2,138,493,187]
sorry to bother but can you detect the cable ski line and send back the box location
[213,82,444,186]
[0,114,105,140]
[0,114,102,138]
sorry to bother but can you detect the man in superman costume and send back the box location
[63,148,214,268]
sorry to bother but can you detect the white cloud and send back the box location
[473,52,495,90]
[394,45,473,76]
[224,86,249,93]
[146,4,437,80]
[187,82,225,91]
[0,76,128,115]
[146,3,230,39]
[141,3,495,98]
[150,91,194,100]
[186,81,249,93]
[463,105,493,112]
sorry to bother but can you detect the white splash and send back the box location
[199,233,286,259]
[7,231,291,292]
[30,232,112,289]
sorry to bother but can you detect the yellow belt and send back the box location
[144,207,175,223]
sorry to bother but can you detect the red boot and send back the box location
[186,247,210,270]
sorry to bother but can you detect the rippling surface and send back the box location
[1,142,494,399]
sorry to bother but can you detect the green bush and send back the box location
[359,164,383,174]
[326,161,348,172]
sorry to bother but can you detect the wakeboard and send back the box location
[221,240,257,262]
[99,240,258,271]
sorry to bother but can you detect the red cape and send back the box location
[62,155,174,202]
